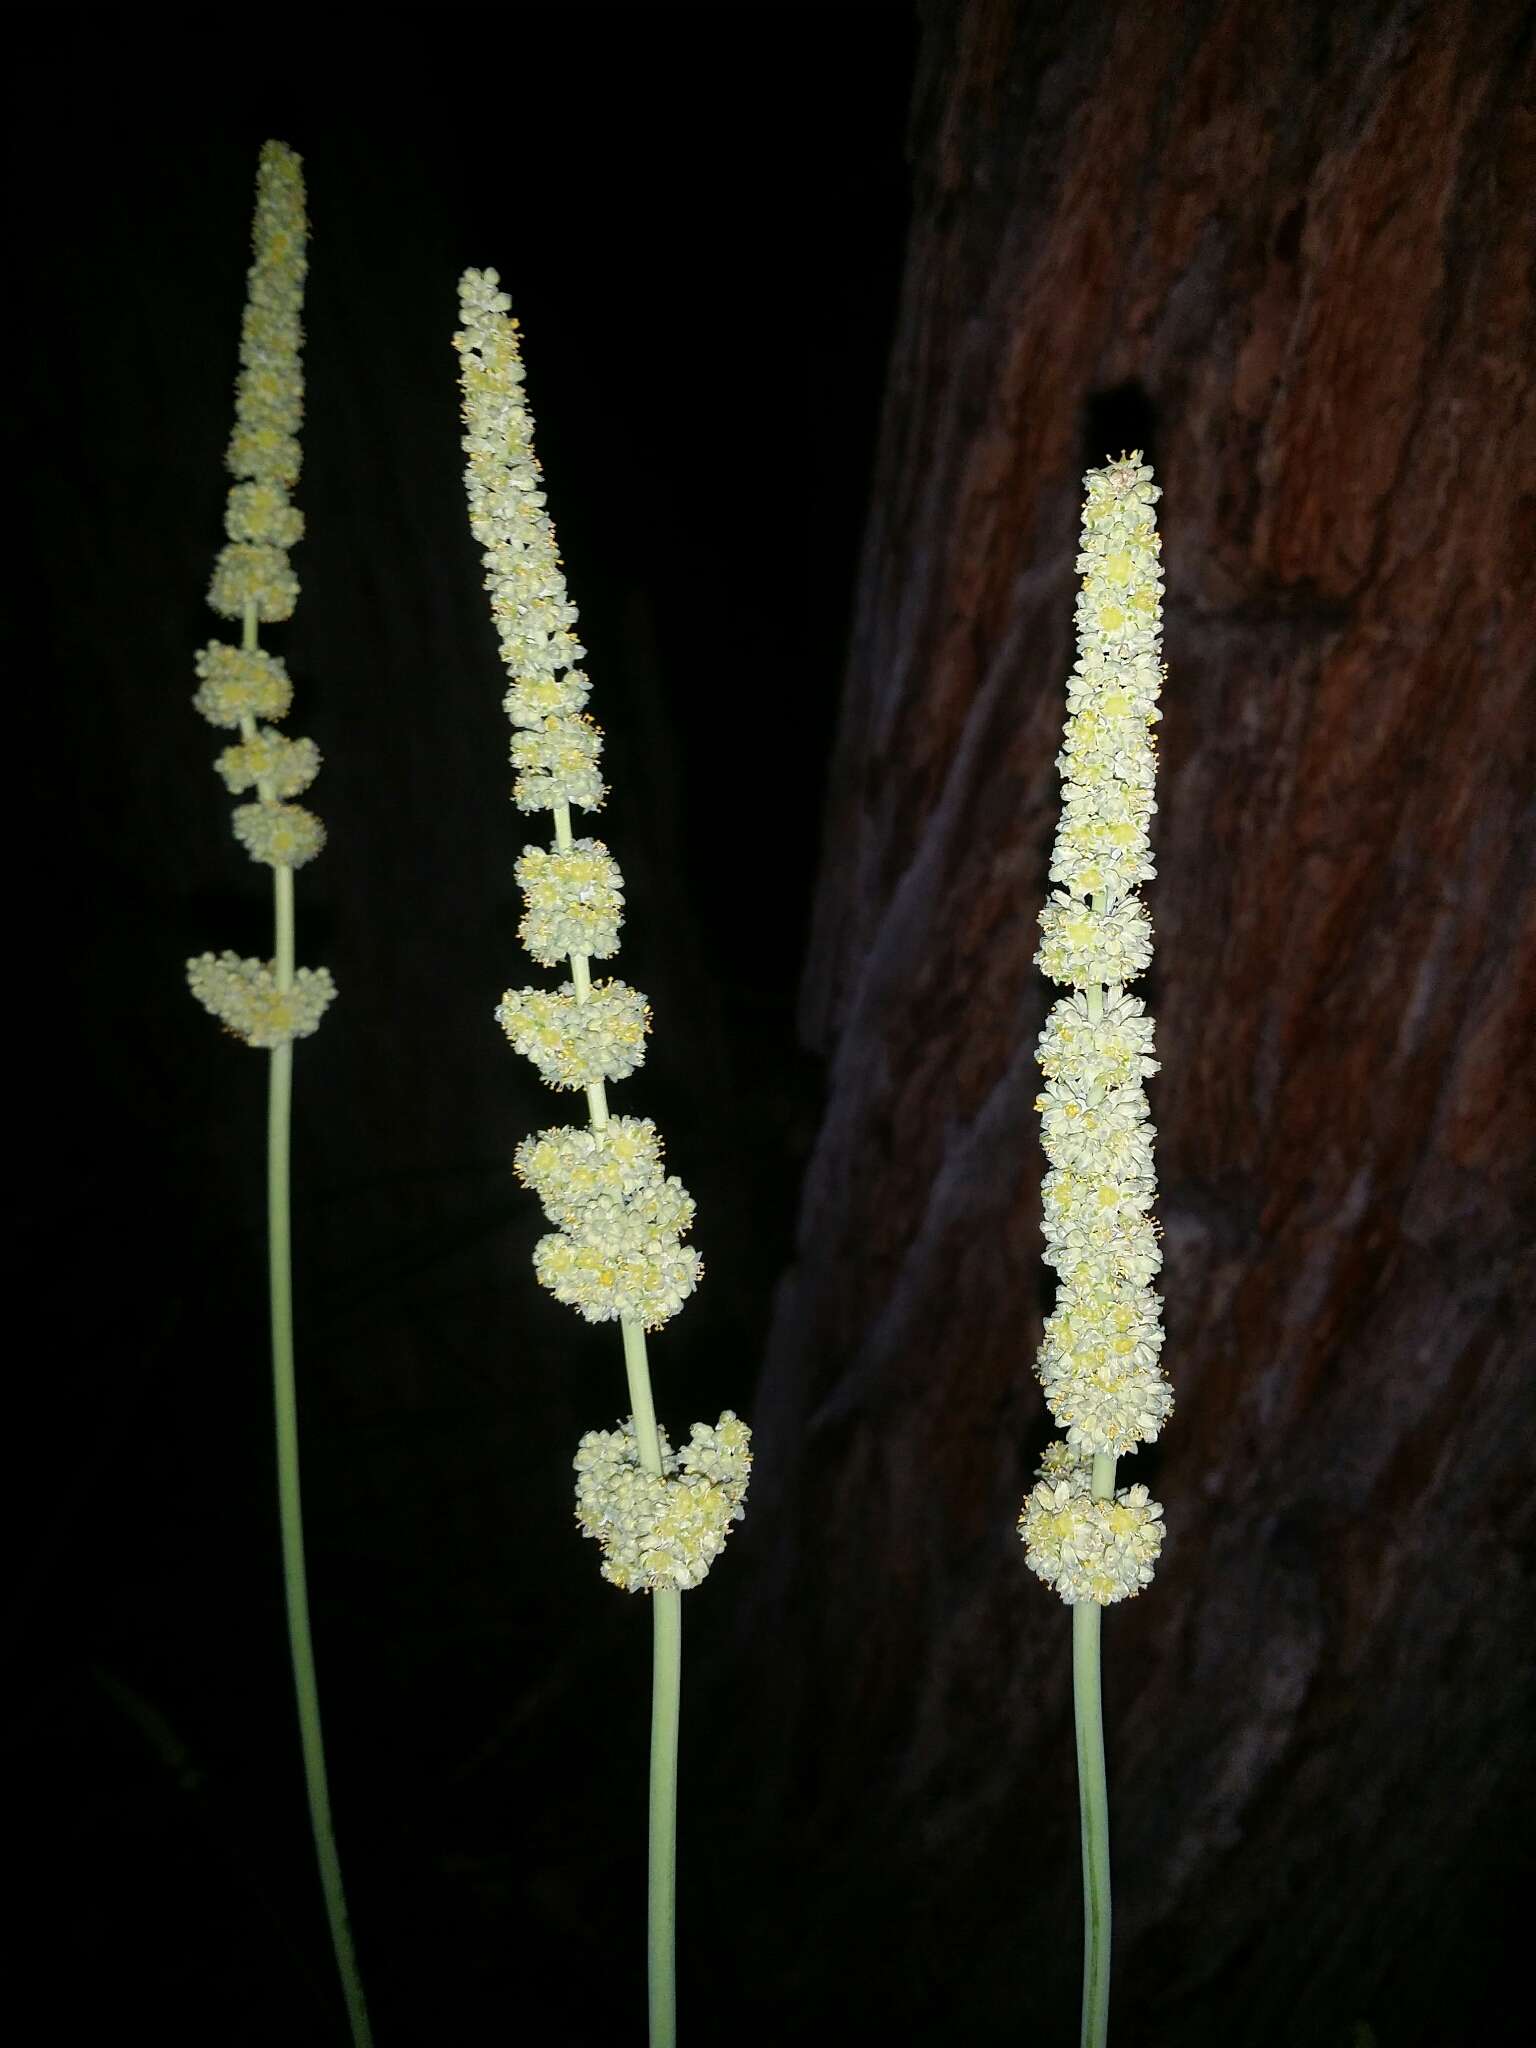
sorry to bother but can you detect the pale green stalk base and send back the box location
[1073,1448,1118,2048]
[563,784,683,2048]
[256,606,372,2047]
[623,1315,681,2048]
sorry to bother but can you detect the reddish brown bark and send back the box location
[738,3,1534,2039]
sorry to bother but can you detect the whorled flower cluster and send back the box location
[1018,1443,1164,1606]
[454,269,704,1332]
[187,952,337,1048]
[496,979,650,1090]
[512,710,606,812]
[515,840,624,966]
[574,1412,752,1592]
[187,142,332,1050]
[514,1118,701,1330]
[455,267,742,1583]
[1023,453,1170,1604]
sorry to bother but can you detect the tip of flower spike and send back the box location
[454,269,593,710]
[250,141,307,283]
[224,144,307,502]
[458,268,513,321]
[574,1412,751,1592]
[1085,450,1159,497]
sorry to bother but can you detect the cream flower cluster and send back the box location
[187,952,337,1048]
[1023,454,1170,1604]
[1018,1446,1164,1606]
[497,979,651,1090]
[515,840,624,966]
[515,1119,702,1329]
[574,1412,753,1592]
[186,144,332,1049]
[192,644,294,727]
[512,711,606,812]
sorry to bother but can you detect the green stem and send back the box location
[1073,1449,1117,2048]
[557,786,681,2046]
[258,597,371,2047]
[648,1587,681,2048]
[269,1030,373,2048]
[622,1317,680,2048]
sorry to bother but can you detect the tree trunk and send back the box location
[736,4,1534,2041]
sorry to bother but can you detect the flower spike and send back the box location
[186,140,334,1044]
[1018,452,1174,2048]
[1021,452,1171,1598]
[455,266,751,2048]
[178,143,368,2048]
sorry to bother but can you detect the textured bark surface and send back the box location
[738,3,1534,2040]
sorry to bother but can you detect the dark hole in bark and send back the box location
[1081,380,1159,475]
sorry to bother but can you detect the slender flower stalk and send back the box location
[1019,453,1172,2048]
[453,268,751,2048]
[185,143,371,2048]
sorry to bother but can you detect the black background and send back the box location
[19,7,916,2042]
